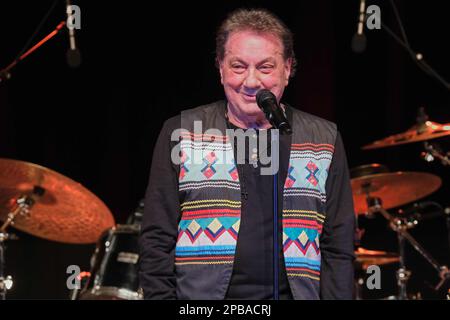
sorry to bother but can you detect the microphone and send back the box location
[256,89,292,134]
[66,0,81,68]
[352,0,367,53]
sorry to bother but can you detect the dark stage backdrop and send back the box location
[0,0,449,299]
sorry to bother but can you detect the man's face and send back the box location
[219,30,292,117]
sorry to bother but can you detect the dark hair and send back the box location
[215,8,297,77]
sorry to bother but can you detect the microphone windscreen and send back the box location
[352,33,367,53]
[256,89,276,109]
[67,49,82,68]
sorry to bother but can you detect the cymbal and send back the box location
[362,121,450,150]
[355,247,400,269]
[351,171,441,215]
[0,158,115,244]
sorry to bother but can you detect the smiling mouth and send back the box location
[242,93,256,101]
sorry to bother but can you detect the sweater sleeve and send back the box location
[138,116,180,299]
[320,131,356,299]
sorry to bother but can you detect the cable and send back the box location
[374,1,450,91]
[12,0,60,66]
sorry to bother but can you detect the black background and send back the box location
[0,0,449,299]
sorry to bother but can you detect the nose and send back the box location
[243,68,261,91]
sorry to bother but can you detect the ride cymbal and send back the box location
[0,158,115,244]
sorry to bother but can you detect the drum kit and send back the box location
[0,110,449,300]
[352,110,450,300]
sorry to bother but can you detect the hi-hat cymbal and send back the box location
[362,121,450,150]
[0,158,115,244]
[355,247,400,269]
[351,170,441,215]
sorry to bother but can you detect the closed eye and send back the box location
[231,64,246,73]
[259,64,274,73]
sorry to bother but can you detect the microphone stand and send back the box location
[256,91,292,300]
[270,126,290,300]
[0,21,66,84]
[365,3,450,92]
[271,129,280,300]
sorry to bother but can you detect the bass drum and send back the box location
[79,224,143,300]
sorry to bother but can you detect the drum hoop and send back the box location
[80,286,143,300]
[113,224,141,233]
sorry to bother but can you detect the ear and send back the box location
[284,58,292,85]
[218,59,224,85]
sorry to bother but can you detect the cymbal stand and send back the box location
[421,142,450,167]
[0,186,45,300]
[415,108,450,167]
[366,194,450,299]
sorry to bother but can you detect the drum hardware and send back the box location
[0,186,45,300]
[351,163,449,299]
[69,271,91,300]
[397,201,445,227]
[416,108,450,167]
[364,195,450,300]
[422,142,450,166]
